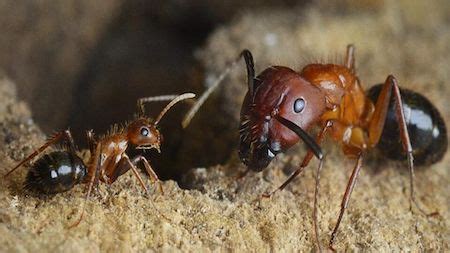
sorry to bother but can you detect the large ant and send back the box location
[183,45,447,251]
[4,93,195,227]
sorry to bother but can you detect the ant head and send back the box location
[131,92,196,152]
[127,118,161,152]
[239,66,326,171]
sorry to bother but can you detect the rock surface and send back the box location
[1,0,449,252]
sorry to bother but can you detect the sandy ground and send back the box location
[1,0,449,252]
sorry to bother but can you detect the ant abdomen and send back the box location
[25,151,87,194]
[367,84,448,165]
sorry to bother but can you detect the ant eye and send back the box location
[140,127,150,137]
[294,98,305,113]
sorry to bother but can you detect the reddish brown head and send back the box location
[130,92,196,152]
[239,66,326,171]
[127,118,161,151]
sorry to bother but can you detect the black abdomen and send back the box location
[367,84,447,165]
[25,151,87,194]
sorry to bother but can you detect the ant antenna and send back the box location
[154,93,196,125]
[137,94,181,116]
[274,115,323,160]
[182,50,255,128]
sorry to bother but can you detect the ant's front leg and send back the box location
[262,120,331,198]
[130,155,164,194]
[107,155,149,194]
[5,129,76,177]
[264,119,331,253]
[368,75,433,216]
[329,152,364,251]
[109,155,163,195]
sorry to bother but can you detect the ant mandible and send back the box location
[4,93,195,227]
[183,45,447,251]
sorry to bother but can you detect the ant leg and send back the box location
[85,129,103,194]
[266,119,331,252]
[263,120,332,197]
[368,75,431,215]
[236,168,250,180]
[122,155,150,194]
[102,156,148,194]
[119,156,170,221]
[329,153,364,251]
[313,158,324,253]
[130,155,163,194]
[5,129,75,177]
[107,155,160,194]
[68,143,102,228]
[345,44,355,72]
[182,49,255,128]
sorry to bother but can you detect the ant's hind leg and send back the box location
[368,75,433,216]
[4,129,75,177]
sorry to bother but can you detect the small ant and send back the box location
[183,45,447,251]
[4,93,195,227]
